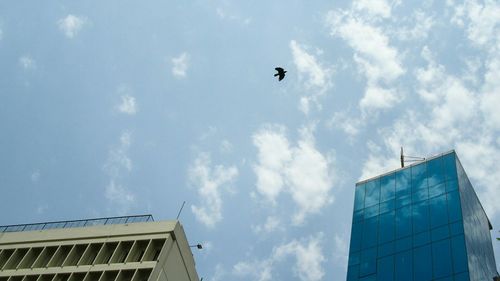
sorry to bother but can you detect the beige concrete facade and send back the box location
[0,220,199,281]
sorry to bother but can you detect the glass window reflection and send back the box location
[365,179,380,207]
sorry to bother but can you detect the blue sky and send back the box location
[1,0,500,280]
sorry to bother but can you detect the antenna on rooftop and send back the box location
[176,201,186,220]
[400,147,425,168]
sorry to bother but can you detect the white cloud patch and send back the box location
[332,233,349,272]
[19,55,36,70]
[450,0,500,47]
[216,7,252,25]
[105,180,135,206]
[117,95,137,115]
[189,153,238,228]
[290,40,333,115]
[353,0,392,18]
[252,216,282,234]
[395,10,435,41]
[326,8,404,114]
[233,234,325,281]
[31,170,41,183]
[58,15,87,38]
[253,124,335,225]
[103,131,135,213]
[171,52,190,79]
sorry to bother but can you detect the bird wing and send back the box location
[275,67,284,72]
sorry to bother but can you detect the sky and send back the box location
[1,0,500,280]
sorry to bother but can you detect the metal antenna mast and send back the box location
[400,147,425,168]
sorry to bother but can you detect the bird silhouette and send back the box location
[274,67,287,81]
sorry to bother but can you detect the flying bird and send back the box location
[274,67,287,81]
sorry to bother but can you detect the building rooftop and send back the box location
[0,214,154,233]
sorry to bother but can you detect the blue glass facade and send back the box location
[347,151,498,281]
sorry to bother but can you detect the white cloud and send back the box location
[58,15,87,38]
[171,52,190,79]
[450,0,500,47]
[220,139,233,154]
[253,124,335,225]
[359,85,398,112]
[290,40,332,115]
[190,153,238,228]
[19,55,36,70]
[117,95,137,115]
[103,131,135,213]
[216,7,252,25]
[326,10,404,113]
[252,216,282,234]
[105,180,135,206]
[233,234,325,281]
[36,204,48,214]
[332,234,349,272]
[395,10,435,41]
[31,170,40,183]
[353,0,392,18]
[327,14,404,84]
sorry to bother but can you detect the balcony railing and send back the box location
[0,214,154,233]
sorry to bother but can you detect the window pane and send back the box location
[413,244,432,281]
[378,211,395,244]
[447,190,462,222]
[443,153,457,180]
[395,236,412,252]
[450,221,464,236]
[432,239,453,278]
[349,251,360,266]
[413,231,430,247]
[353,209,364,223]
[360,247,377,276]
[379,200,395,214]
[362,217,378,249]
[431,225,450,241]
[411,162,428,192]
[430,194,448,228]
[429,182,445,198]
[355,184,366,211]
[359,275,376,281]
[445,179,458,192]
[380,173,395,202]
[364,205,379,219]
[377,242,394,258]
[396,206,412,238]
[454,271,470,281]
[427,157,445,187]
[412,200,430,234]
[395,193,411,208]
[365,179,380,207]
[395,169,411,196]
[395,250,412,280]
[451,235,468,274]
[350,222,362,253]
[377,255,394,281]
[347,265,359,281]
[412,187,429,203]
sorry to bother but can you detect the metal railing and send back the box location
[0,214,154,233]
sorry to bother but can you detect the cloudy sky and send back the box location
[1,0,500,280]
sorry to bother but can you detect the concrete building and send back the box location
[347,150,499,281]
[0,215,199,281]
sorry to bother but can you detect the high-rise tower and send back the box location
[347,151,498,280]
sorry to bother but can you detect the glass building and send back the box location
[347,151,499,281]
